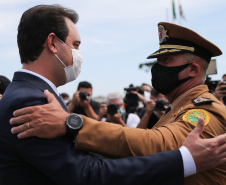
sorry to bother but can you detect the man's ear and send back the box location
[188,63,201,77]
[47,33,58,53]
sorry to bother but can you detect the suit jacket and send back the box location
[0,72,184,185]
[76,85,226,184]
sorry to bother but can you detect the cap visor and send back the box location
[147,48,190,59]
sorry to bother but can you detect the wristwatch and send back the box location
[65,113,83,138]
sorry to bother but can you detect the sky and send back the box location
[0,0,226,99]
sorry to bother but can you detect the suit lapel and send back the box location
[13,72,68,112]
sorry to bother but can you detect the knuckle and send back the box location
[209,141,218,149]
[35,106,42,111]
[23,123,27,128]
[33,113,40,120]
[26,130,33,137]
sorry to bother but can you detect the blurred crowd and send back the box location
[4,73,220,129]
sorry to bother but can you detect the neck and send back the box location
[22,57,61,87]
[166,79,203,104]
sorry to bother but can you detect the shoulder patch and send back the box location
[192,97,214,106]
[182,109,210,126]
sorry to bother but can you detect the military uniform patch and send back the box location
[192,97,214,106]
[183,109,210,126]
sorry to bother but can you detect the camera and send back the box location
[79,91,89,101]
[155,99,168,111]
[124,84,144,95]
[124,84,144,107]
[220,79,226,90]
[205,76,219,93]
[107,104,118,115]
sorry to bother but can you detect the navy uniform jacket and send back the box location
[0,72,184,185]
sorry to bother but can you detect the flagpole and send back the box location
[172,0,176,23]
[179,0,181,25]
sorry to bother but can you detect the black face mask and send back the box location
[151,63,191,95]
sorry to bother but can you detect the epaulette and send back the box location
[192,97,214,106]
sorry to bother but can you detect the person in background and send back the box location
[138,98,169,129]
[141,83,152,101]
[213,74,226,105]
[60,92,70,105]
[98,92,127,127]
[98,92,140,128]
[138,88,169,129]
[0,75,11,100]
[67,81,100,120]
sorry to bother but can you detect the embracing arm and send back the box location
[10,90,226,174]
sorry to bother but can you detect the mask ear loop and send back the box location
[54,35,73,68]
[55,36,72,50]
[54,54,66,68]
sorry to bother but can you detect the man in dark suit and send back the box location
[0,4,185,185]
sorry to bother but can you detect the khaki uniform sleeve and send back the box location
[76,115,191,158]
[76,105,225,159]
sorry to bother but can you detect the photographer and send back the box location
[124,85,144,127]
[98,92,127,126]
[67,81,100,120]
[137,89,169,129]
[141,83,152,101]
[213,74,226,105]
[60,92,70,105]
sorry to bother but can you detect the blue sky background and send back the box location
[0,0,226,98]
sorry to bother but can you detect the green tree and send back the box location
[139,60,157,72]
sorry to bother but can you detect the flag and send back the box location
[179,4,186,20]
[172,0,176,19]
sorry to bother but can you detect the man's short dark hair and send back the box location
[151,88,159,97]
[142,83,151,87]
[17,4,79,64]
[61,93,69,99]
[77,81,92,90]
[0,75,11,94]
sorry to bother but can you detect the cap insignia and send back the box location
[158,25,169,44]
[192,97,214,106]
[183,109,210,126]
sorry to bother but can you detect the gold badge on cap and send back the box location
[158,25,169,44]
[182,109,210,126]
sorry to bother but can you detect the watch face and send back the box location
[67,114,83,129]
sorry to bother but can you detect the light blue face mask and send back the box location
[118,107,125,116]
